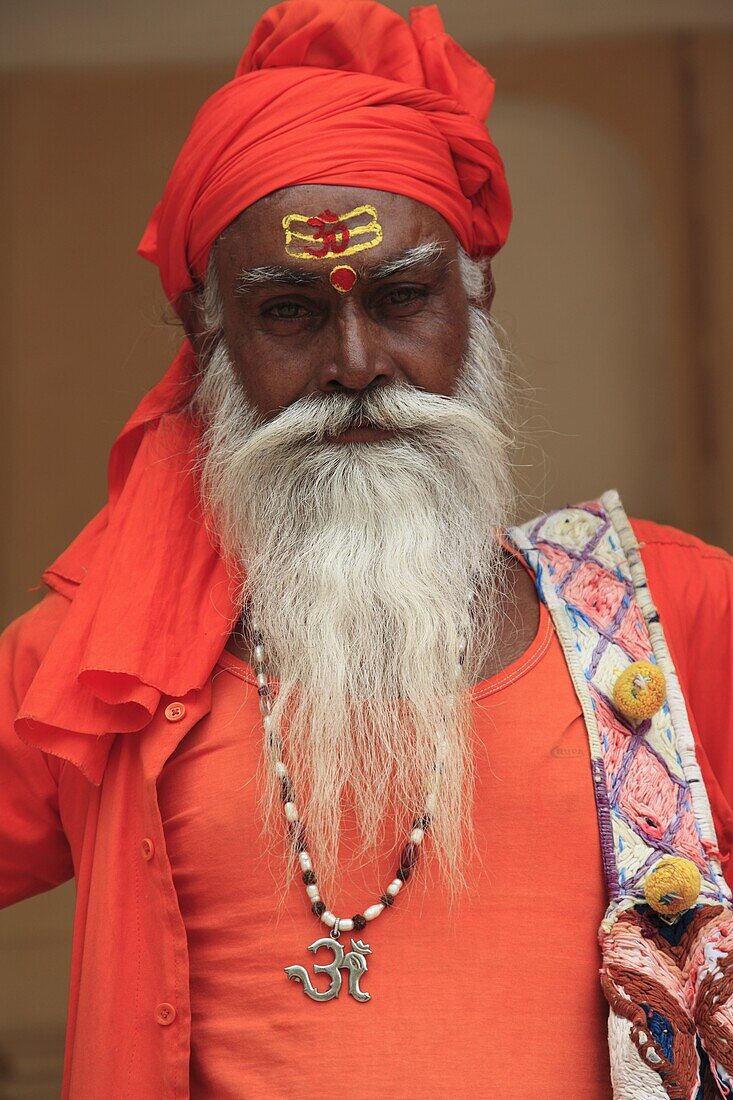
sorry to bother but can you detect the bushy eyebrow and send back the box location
[235,265,321,293]
[369,240,445,280]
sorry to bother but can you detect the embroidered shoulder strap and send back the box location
[508,490,733,1100]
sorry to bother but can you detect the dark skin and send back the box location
[181,184,539,682]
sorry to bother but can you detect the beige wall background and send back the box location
[1,2,732,1097]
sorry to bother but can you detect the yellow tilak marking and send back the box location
[282,204,383,261]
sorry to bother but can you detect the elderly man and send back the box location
[2,2,733,1098]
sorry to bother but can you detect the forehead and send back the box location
[216,185,459,274]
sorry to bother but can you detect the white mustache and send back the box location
[245,382,506,451]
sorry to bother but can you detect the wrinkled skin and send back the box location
[182,184,538,681]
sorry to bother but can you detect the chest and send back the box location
[148,632,612,1096]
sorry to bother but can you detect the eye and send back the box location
[262,300,314,321]
[379,285,429,309]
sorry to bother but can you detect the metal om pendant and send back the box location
[284,936,372,1002]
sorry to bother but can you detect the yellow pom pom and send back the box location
[613,660,666,722]
[643,856,701,917]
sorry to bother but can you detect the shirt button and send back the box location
[164,701,186,722]
[141,838,155,861]
[155,1003,177,1026]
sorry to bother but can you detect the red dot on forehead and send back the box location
[329,265,357,293]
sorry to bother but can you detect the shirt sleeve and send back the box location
[635,519,733,876]
[0,594,75,908]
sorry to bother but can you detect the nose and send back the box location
[315,306,396,394]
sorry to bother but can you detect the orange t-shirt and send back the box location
[159,597,614,1097]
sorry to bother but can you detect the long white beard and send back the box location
[194,298,516,897]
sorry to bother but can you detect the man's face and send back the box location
[208,184,477,438]
[194,190,512,892]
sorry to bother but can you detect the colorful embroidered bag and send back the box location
[509,491,733,1099]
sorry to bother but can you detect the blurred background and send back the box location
[1,0,732,1095]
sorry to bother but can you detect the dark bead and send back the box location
[280,777,294,803]
[413,814,432,832]
[258,685,270,698]
[400,842,420,870]
[302,870,317,886]
[312,900,326,917]
[352,913,367,931]
[253,630,264,646]
[396,866,410,882]
[380,893,395,907]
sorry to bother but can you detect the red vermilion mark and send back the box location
[329,265,358,293]
[304,210,350,258]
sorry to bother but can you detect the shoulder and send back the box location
[631,517,732,617]
[632,516,731,564]
[0,591,72,704]
[628,517,732,690]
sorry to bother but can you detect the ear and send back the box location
[177,289,206,353]
[482,263,496,312]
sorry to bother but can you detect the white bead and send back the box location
[256,671,268,689]
[339,918,354,932]
[425,792,437,814]
[253,644,265,663]
[274,761,287,779]
[321,910,337,928]
[364,903,384,921]
[263,714,275,733]
[284,801,299,823]
[298,852,312,871]
[306,884,320,900]
[386,878,403,897]
[410,828,424,845]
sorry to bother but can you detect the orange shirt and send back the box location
[159,603,615,1097]
[1,519,732,1099]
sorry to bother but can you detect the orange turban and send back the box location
[138,0,511,304]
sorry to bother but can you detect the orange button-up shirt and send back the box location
[1,520,732,1099]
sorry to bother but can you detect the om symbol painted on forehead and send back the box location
[282,204,383,261]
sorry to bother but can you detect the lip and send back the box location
[327,426,395,444]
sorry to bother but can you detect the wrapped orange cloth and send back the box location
[138,1,511,303]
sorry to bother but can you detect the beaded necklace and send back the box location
[251,621,452,1004]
